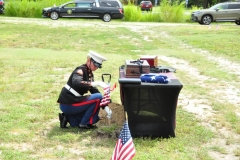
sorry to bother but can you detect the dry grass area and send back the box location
[157,34,240,159]
[166,55,240,160]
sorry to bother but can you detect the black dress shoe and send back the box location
[79,124,97,129]
[59,113,69,128]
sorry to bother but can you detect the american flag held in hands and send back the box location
[99,86,110,106]
[111,121,136,160]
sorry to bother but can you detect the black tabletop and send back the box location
[119,68,183,87]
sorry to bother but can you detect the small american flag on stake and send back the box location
[111,119,136,160]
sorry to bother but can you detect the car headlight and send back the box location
[195,11,202,15]
[43,7,51,11]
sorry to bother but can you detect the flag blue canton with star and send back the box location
[119,122,131,144]
[140,74,170,84]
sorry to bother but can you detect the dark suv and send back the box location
[191,2,240,25]
[0,0,4,14]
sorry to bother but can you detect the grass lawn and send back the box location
[0,17,240,160]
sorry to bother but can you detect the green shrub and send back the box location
[123,3,163,22]
[4,2,18,16]
[160,0,185,22]
[4,0,68,17]
[191,5,203,10]
[123,4,142,21]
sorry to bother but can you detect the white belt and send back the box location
[64,84,81,97]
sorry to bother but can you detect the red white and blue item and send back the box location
[100,86,111,107]
[140,74,170,84]
[111,121,136,160]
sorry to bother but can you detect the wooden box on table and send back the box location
[124,60,150,78]
[140,56,158,67]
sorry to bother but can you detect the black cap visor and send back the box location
[91,58,102,68]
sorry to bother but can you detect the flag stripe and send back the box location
[118,139,132,157]
[111,139,122,160]
[122,147,135,160]
[119,140,135,160]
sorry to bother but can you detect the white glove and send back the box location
[98,81,108,88]
[91,82,98,87]
[91,81,108,88]
[104,106,112,119]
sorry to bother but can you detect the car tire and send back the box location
[198,22,204,25]
[50,11,59,20]
[201,15,212,25]
[235,21,240,25]
[102,13,111,22]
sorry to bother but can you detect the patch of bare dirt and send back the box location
[92,103,125,139]
[98,103,125,126]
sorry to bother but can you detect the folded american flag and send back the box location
[100,86,111,106]
[140,74,170,84]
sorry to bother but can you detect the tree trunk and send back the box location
[203,0,208,8]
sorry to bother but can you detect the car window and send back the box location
[99,1,120,7]
[218,4,228,10]
[77,3,92,7]
[229,4,240,9]
[144,2,151,4]
[209,3,228,10]
[64,3,77,8]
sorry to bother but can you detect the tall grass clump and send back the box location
[160,0,185,22]
[123,3,163,22]
[123,3,142,21]
[191,5,203,11]
[4,0,68,18]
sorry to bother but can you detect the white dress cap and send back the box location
[88,50,107,64]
